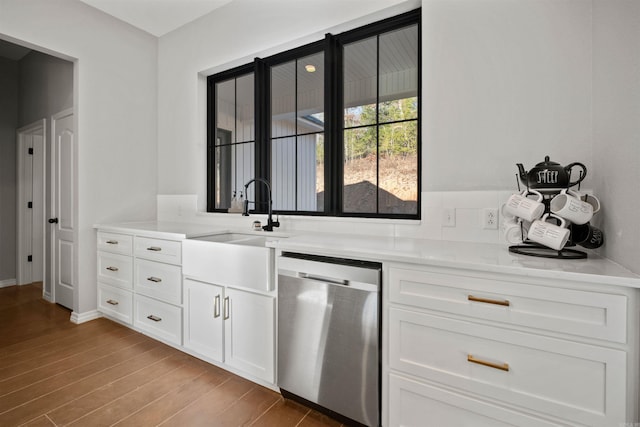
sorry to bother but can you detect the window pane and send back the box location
[214,144,232,209]
[344,36,377,128]
[297,52,324,131]
[236,73,254,143]
[378,121,418,215]
[215,79,235,145]
[298,133,324,212]
[271,137,296,211]
[379,25,418,123]
[272,61,296,138]
[343,127,377,213]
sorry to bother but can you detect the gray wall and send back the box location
[18,51,73,127]
[592,0,640,275]
[0,57,18,283]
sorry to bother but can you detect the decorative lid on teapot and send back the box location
[516,155,587,190]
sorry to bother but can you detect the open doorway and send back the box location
[0,38,74,308]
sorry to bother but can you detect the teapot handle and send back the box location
[566,162,587,186]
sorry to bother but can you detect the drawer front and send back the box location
[97,283,133,325]
[388,266,628,343]
[97,231,133,255]
[135,259,182,305]
[389,308,626,427]
[135,236,181,265]
[97,252,133,289]
[134,294,182,346]
[388,373,560,427]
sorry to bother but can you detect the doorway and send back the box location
[16,119,46,296]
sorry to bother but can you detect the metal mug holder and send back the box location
[508,170,588,259]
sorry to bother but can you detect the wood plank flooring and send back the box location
[0,283,345,427]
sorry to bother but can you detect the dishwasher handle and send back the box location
[299,272,349,286]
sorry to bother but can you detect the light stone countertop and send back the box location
[94,221,640,289]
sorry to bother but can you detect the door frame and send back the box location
[16,119,47,297]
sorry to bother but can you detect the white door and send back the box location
[51,109,75,310]
[224,287,275,382]
[183,278,224,362]
[16,120,46,289]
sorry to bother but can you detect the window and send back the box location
[207,9,420,219]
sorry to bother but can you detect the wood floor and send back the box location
[0,283,345,427]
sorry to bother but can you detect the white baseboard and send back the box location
[70,310,102,324]
[0,278,17,288]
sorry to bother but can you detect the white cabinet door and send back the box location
[224,287,275,383]
[183,278,224,363]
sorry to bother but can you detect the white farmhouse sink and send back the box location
[182,233,285,292]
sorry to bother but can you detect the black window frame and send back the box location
[207,8,421,220]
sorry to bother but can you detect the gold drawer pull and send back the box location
[468,295,510,307]
[147,314,162,322]
[106,240,119,244]
[106,266,119,272]
[106,299,119,306]
[467,354,509,372]
[147,246,162,252]
[147,276,162,283]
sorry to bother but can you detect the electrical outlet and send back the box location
[442,208,456,227]
[482,208,499,229]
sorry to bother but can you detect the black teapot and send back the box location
[517,155,587,190]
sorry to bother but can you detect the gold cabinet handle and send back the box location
[223,296,230,320]
[147,246,162,252]
[214,295,221,318]
[106,266,119,272]
[467,354,509,372]
[468,295,510,307]
[106,299,119,306]
[106,240,118,244]
[146,276,162,283]
[146,314,162,322]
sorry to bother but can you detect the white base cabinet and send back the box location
[384,263,638,427]
[183,278,275,384]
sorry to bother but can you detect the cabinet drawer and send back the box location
[134,294,182,346]
[135,259,181,304]
[97,283,133,325]
[97,231,133,255]
[135,236,181,265]
[388,373,560,427]
[97,251,133,289]
[389,308,627,427]
[388,266,627,343]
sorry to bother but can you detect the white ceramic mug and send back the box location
[550,189,593,225]
[583,193,601,215]
[502,218,530,244]
[504,190,545,222]
[527,213,570,251]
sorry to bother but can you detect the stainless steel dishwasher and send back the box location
[278,252,381,427]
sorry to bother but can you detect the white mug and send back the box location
[527,213,570,251]
[504,190,545,222]
[584,193,601,215]
[550,189,593,225]
[502,218,529,244]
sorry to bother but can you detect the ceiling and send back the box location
[79,0,234,37]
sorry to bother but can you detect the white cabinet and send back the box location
[384,263,638,427]
[96,231,133,325]
[96,230,183,346]
[182,277,275,384]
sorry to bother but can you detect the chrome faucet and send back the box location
[242,178,280,231]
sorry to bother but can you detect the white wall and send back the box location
[157,0,418,210]
[0,57,18,284]
[592,0,640,274]
[0,0,158,314]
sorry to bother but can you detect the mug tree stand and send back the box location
[508,182,588,260]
